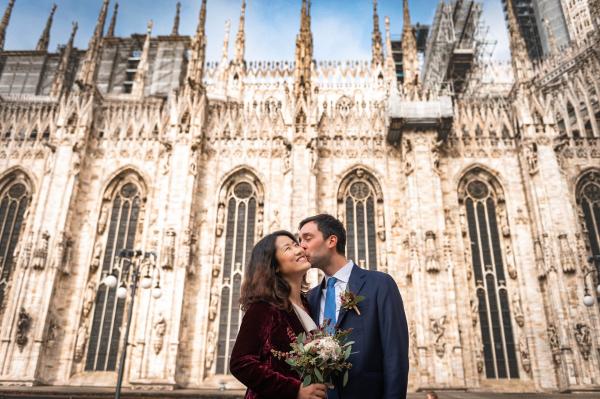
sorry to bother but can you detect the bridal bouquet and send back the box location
[272,325,354,387]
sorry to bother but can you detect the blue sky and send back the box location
[2,0,510,61]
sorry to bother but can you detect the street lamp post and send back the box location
[103,249,162,399]
[582,255,600,307]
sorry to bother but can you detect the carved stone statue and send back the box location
[547,323,561,366]
[31,231,50,270]
[205,329,216,368]
[90,240,103,271]
[16,307,32,351]
[215,203,225,237]
[208,285,219,321]
[377,207,385,241]
[574,323,592,360]
[81,281,95,318]
[430,315,447,358]
[519,337,532,374]
[153,314,167,355]
[534,238,546,279]
[97,205,108,235]
[74,324,88,362]
[512,293,525,327]
[557,233,576,273]
[505,244,518,279]
[162,229,176,270]
[424,231,440,273]
[497,206,510,237]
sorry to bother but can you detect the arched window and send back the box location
[338,168,384,271]
[0,174,31,308]
[577,170,600,270]
[459,170,519,379]
[85,177,144,371]
[215,176,260,374]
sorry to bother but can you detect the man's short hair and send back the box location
[299,214,346,255]
[426,392,439,399]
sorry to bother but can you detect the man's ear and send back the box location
[327,235,338,250]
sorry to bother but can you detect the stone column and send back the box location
[0,93,93,385]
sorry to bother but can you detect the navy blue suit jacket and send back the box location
[307,264,409,399]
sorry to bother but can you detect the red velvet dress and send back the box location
[230,301,306,399]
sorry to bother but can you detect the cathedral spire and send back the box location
[221,19,231,64]
[132,20,152,97]
[36,3,56,52]
[107,2,118,37]
[401,0,419,89]
[76,0,110,89]
[234,0,246,65]
[294,0,313,101]
[506,0,533,81]
[185,0,208,92]
[51,21,77,97]
[384,16,395,77]
[371,0,383,66]
[0,0,15,51]
[171,2,181,36]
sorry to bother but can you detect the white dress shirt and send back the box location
[319,260,354,326]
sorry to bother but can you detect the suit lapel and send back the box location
[336,263,367,328]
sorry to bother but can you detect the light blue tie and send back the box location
[323,277,337,334]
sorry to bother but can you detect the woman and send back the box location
[230,231,327,399]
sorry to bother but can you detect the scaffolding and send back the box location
[421,0,493,96]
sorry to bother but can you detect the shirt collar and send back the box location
[324,260,354,285]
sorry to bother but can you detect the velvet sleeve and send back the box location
[230,302,301,399]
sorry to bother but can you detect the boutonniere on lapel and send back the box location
[340,290,365,316]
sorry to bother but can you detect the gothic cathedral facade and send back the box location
[0,0,599,394]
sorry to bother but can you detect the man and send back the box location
[299,214,409,399]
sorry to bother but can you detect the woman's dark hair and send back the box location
[240,230,298,311]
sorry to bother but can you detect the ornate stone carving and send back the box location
[54,231,73,274]
[557,233,576,274]
[519,336,532,374]
[162,229,176,270]
[16,307,32,352]
[82,281,96,318]
[505,244,518,279]
[208,285,219,321]
[403,139,414,176]
[31,231,50,270]
[497,206,510,237]
[424,231,440,273]
[524,141,538,175]
[215,203,225,237]
[534,237,546,279]
[212,244,223,277]
[181,228,195,274]
[205,329,217,369]
[74,324,88,362]
[409,320,418,365]
[256,207,264,237]
[377,207,385,241]
[574,233,588,271]
[97,204,109,235]
[90,240,103,271]
[512,293,525,327]
[430,315,447,358]
[547,323,561,366]
[574,323,591,360]
[153,314,167,355]
[470,298,478,327]
[474,331,484,374]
